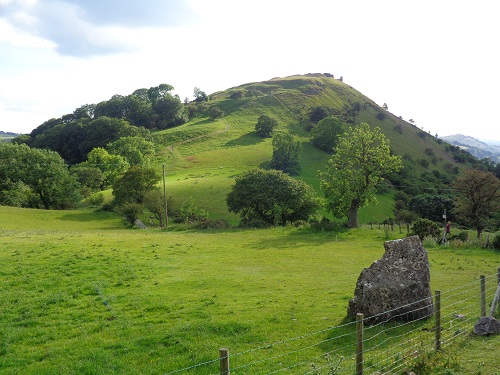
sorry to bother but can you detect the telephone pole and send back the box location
[162,163,168,228]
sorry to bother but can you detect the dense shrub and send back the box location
[411,218,440,240]
[492,233,500,250]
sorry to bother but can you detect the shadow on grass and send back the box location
[225,132,264,147]
[59,210,119,222]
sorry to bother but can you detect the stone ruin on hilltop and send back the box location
[347,235,434,325]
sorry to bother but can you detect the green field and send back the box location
[1,206,499,374]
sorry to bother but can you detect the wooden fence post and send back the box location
[219,348,230,375]
[480,275,486,317]
[356,313,364,375]
[435,290,441,351]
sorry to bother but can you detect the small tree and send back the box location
[271,131,301,174]
[452,169,500,238]
[226,168,320,226]
[255,115,278,138]
[310,116,345,153]
[112,166,160,206]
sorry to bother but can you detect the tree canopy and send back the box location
[255,115,278,138]
[320,123,403,228]
[112,165,160,206]
[310,116,345,153]
[271,132,301,174]
[452,169,500,238]
[226,169,320,226]
[0,143,81,209]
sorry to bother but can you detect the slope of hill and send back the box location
[15,74,482,224]
[152,74,477,222]
[441,134,500,162]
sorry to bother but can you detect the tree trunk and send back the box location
[348,201,360,228]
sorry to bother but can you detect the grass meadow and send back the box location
[1,206,499,374]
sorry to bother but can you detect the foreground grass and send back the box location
[0,206,499,374]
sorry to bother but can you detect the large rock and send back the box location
[474,316,500,335]
[347,235,434,324]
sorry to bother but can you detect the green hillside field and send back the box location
[0,206,499,374]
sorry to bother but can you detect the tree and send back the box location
[271,131,301,174]
[83,147,129,188]
[255,115,278,138]
[143,189,173,227]
[452,169,500,238]
[107,136,156,166]
[226,169,320,226]
[309,106,330,124]
[193,87,209,102]
[70,165,105,196]
[0,143,81,209]
[112,165,160,205]
[320,123,403,228]
[408,194,454,223]
[310,116,345,152]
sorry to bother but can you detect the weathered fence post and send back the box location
[356,313,364,375]
[480,275,486,317]
[219,348,230,375]
[497,267,500,314]
[435,290,441,351]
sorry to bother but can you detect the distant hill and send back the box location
[0,131,21,142]
[440,134,500,163]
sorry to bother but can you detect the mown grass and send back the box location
[1,206,499,374]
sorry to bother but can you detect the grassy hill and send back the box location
[147,74,473,224]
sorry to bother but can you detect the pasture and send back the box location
[0,206,499,374]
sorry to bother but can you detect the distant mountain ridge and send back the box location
[441,134,500,162]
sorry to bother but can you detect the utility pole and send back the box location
[162,163,168,228]
[441,209,447,243]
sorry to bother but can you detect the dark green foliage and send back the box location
[411,218,440,240]
[143,189,174,227]
[255,115,278,138]
[376,111,387,120]
[209,107,224,119]
[309,106,330,124]
[115,202,144,227]
[408,194,454,222]
[229,90,244,99]
[0,143,81,209]
[70,165,105,195]
[193,87,209,102]
[492,233,500,250]
[112,166,160,206]
[226,169,320,226]
[452,169,500,238]
[271,132,301,174]
[310,116,345,152]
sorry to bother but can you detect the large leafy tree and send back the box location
[452,169,500,238]
[0,143,81,209]
[112,166,160,205]
[320,123,403,228]
[271,131,301,174]
[82,147,129,188]
[310,116,345,153]
[226,168,320,226]
[107,136,156,166]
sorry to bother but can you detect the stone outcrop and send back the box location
[347,235,434,325]
[474,316,500,335]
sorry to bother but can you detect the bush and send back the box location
[115,202,143,227]
[492,233,500,250]
[411,218,440,240]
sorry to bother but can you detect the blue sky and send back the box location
[1,0,499,143]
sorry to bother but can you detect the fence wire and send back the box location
[164,271,499,374]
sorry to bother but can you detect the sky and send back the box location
[1,0,499,143]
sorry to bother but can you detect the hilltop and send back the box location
[11,74,484,224]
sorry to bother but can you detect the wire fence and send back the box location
[165,270,500,375]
